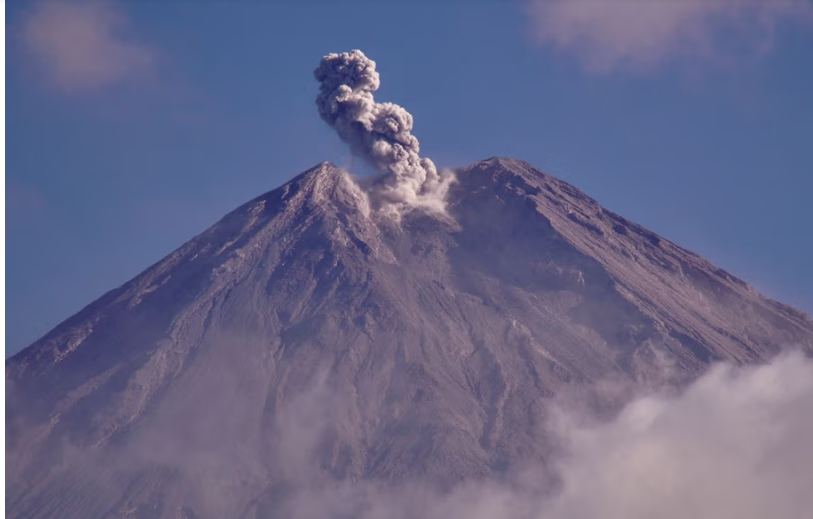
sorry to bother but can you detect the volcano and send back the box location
[7,157,813,519]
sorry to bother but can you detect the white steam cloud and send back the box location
[314,50,454,215]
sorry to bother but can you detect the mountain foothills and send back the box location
[7,157,813,519]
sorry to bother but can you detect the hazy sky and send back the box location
[5,0,813,355]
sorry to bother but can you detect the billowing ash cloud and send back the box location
[314,50,453,215]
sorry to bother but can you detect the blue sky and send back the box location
[5,1,813,356]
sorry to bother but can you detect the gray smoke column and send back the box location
[314,49,453,214]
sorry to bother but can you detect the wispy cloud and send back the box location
[526,0,812,73]
[19,0,155,92]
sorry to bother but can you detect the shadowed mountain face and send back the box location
[7,158,813,519]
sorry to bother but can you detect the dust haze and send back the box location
[259,351,813,519]
[97,350,809,519]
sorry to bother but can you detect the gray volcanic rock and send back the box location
[7,158,813,519]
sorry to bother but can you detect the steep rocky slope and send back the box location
[7,158,813,519]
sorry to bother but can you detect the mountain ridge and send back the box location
[12,156,809,373]
[7,157,813,519]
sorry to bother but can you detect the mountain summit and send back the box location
[7,158,813,518]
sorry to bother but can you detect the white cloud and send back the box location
[542,351,813,519]
[526,0,812,72]
[19,0,155,92]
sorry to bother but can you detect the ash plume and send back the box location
[314,49,454,215]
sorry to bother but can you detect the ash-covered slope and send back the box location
[7,158,813,519]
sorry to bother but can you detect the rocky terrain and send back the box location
[7,157,813,519]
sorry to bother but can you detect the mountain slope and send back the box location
[7,158,813,519]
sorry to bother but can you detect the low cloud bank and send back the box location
[542,351,813,519]
[13,349,810,518]
[278,352,813,519]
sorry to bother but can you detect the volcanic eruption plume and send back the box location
[314,49,454,214]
